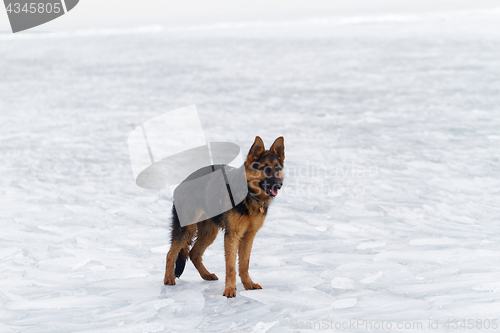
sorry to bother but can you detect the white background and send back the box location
[0,0,498,30]
[1,1,500,332]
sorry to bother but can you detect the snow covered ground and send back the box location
[1,8,500,332]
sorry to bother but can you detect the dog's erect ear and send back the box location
[246,136,265,166]
[270,136,285,162]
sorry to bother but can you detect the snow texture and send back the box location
[1,8,500,333]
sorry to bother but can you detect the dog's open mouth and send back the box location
[265,187,279,197]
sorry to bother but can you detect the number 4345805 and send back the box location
[6,2,62,14]
[444,319,498,330]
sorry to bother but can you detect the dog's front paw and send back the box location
[223,285,237,298]
[164,276,176,285]
[243,282,262,290]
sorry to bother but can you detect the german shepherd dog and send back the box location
[163,136,285,297]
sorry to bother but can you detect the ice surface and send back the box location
[1,7,500,332]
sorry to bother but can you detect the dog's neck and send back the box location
[247,191,270,213]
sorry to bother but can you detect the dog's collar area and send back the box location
[248,191,265,213]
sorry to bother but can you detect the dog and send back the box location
[163,136,285,297]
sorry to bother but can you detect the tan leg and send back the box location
[189,220,219,281]
[164,241,181,285]
[238,231,262,290]
[223,231,241,297]
[163,224,196,285]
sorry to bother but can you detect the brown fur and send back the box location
[163,136,285,297]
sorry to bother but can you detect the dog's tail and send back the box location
[174,245,189,278]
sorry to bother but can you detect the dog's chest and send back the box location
[251,212,266,230]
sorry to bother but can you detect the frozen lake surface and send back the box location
[1,8,500,332]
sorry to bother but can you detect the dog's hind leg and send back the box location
[189,220,219,281]
[164,223,196,286]
[164,239,182,285]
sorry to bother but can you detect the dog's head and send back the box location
[245,136,285,200]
